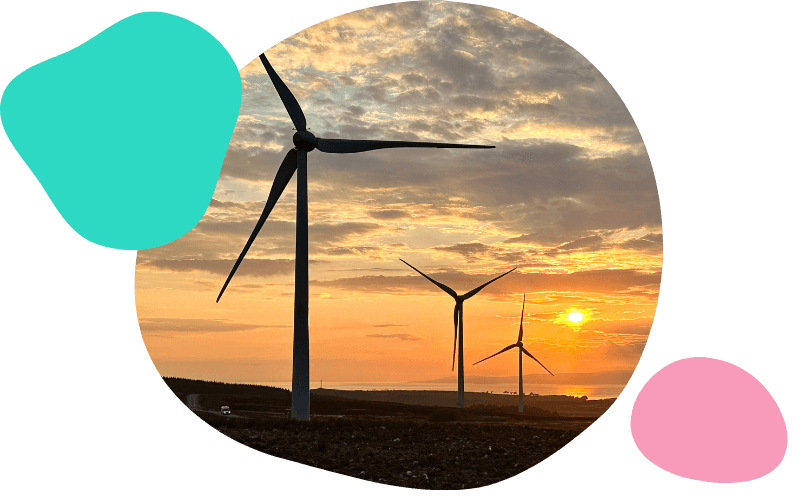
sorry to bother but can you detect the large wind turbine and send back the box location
[473,294,554,413]
[216,53,494,421]
[400,259,514,408]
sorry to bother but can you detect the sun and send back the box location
[568,312,584,323]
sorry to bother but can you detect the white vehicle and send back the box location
[221,406,231,416]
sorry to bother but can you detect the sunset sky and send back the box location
[135,1,661,387]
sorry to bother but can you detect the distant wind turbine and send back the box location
[216,54,494,421]
[400,259,515,408]
[474,294,554,413]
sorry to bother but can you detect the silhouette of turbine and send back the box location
[400,259,514,408]
[474,294,554,413]
[216,54,494,421]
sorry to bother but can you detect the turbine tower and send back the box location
[474,294,554,412]
[216,54,494,421]
[400,259,514,408]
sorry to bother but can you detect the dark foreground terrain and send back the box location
[165,378,611,489]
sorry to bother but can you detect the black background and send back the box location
[0,2,796,492]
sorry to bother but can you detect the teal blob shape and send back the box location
[1,12,241,250]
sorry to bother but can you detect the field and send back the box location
[165,378,613,489]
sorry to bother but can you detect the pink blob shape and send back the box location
[631,357,787,483]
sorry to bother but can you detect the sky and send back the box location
[135,1,661,388]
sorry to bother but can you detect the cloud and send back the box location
[553,235,604,252]
[400,72,427,86]
[137,220,403,270]
[583,318,654,336]
[139,317,288,335]
[316,242,413,262]
[196,219,295,238]
[137,3,664,307]
[365,333,424,341]
[140,258,301,277]
[413,43,497,94]
[592,340,647,361]
[368,209,411,220]
[136,1,662,384]
[313,268,661,296]
[433,242,494,260]
[219,143,294,183]
[345,104,366,116]
[309,221,391,245]
[619,233,663,252]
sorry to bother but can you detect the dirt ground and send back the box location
[166,379,609,489]
[199,412,583,489]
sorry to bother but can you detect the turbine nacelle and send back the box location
[293,130,318,151]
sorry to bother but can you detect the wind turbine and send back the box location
[216,53,494,421]
[399,259,515,408]
[473,294,554,413]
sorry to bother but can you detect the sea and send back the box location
[257,381,626,400]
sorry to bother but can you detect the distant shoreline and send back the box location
[157,371,631,400]
[312,388,615,417]
[161,378,626,399]
[164,377,615,419]
[259,381,626,400]
[310,387,617,401]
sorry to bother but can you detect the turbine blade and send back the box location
[399,259,458,299]
[317,138,493,154]
[217,149,298,302]
[518,293,526,343]
[452,303,459,371]
[259,54,306,131]
[473,344,517,365]
[521,346,554,376]
[461,268,517,301]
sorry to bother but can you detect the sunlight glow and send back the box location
[568,312,584,323]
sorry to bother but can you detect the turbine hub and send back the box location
[293,130,317,151]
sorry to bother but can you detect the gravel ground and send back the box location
[171,379,602,489]
[202,415,582,489]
